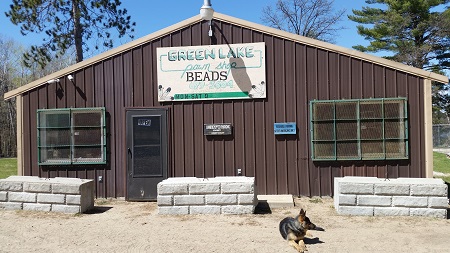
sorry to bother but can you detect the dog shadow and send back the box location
[304,227,325,245]
[304,237,325,245]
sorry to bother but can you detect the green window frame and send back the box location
[37,107,106,165]
[310,98,408,161]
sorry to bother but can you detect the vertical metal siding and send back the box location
[306,46,321,196]
[37,86,47,178]
[65,78,78,180]
[213,102,225,176]
[113,55,125,196]
[295,44,310,196]
[142,44,154,107]
[203,102,214,178]
[29,91,39,177]
[84,65,96,194]
[317,49,332,196]
[193,102,205,178]
[184,103,196,176]
[285,40,299,194]
[223,101,234,176]
[92,63,105,197]
[409,74,423,178]
[242,102,254,177]
[20,19,427,197]
[264,34,276,195]
[104,58,116,197]
[132,48,144,107]
[274,37,287,194]
[254,100,267,192]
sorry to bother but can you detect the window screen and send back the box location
[310,98,408,160]
[37,107,106,165]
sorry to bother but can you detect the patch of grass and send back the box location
[433,152,450,174]
[0,158,17,179]
[309,198,323,204]
[433,152,450,184]
[95,198,113,206]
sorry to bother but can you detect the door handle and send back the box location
[128,148,132,158]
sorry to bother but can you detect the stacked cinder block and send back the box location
[0,176,94,214]
[334,177,448,218]
[157,177,256,215]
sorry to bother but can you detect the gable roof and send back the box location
[4,12,448,100]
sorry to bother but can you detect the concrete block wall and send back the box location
[157,177,256,215]
[0,176,94,214]
[334,177,448,218]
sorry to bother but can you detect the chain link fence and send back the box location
[433,124,450,153]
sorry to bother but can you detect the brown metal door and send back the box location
[126,109,168,201]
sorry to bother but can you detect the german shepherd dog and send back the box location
[279,209,317,252]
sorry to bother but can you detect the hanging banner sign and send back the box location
[157,42,266,101]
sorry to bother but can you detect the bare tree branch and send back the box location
[261,0,346,43]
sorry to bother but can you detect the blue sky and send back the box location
[0,0,370,55]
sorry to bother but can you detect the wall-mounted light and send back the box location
[46,79,60,84]
[200,0,214,20]
[67,75,74,81]
[200,0,214,37]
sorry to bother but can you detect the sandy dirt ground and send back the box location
[0,198,449,253]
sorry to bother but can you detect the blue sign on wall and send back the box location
[274,122,297,135]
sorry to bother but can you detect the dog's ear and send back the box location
[299,208,306,216]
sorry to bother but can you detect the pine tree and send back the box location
[349,0,450,122]
[5,0,136,67]
[348,0,450,70]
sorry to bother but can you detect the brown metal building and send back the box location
[4,13,448,200]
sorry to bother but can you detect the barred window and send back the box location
[37,107,106,165]
[310,98,408,160]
